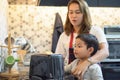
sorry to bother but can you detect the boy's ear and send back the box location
[88,47,94,55]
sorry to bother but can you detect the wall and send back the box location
[0,0,8,72]
[8,5,120,53]
[8,0,38,5]
[0,0,8,44]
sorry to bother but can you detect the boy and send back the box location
[65,34,103,80]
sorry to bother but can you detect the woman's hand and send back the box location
[71,60,91,79]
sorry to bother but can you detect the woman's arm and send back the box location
[91,42,109,63]
[55,33,66,57]
[90,26,109,63]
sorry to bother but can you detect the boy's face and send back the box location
[74,38,92,60]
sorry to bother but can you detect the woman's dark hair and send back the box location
[76,34,99,56]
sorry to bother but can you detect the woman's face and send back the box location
[68,3,83,27]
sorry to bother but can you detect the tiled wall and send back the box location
[8,5,120,53]
[8,0,38,5]
[8,5,67,53]
[90,8,120,27]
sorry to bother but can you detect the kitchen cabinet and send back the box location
[98,0,120,7]
[86,0,98,7]
[86,0,120,7]
[40,0,69,6]
[101,62,120,80]
[39,0,120,7]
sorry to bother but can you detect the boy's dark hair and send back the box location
[76,34,99,56]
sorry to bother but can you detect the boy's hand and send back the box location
[71,60,91,79]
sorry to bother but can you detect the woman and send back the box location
[55,0,109,78]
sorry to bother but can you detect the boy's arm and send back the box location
[64,59,78,73]
[64,64,72,73]
[90,64,104,80]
